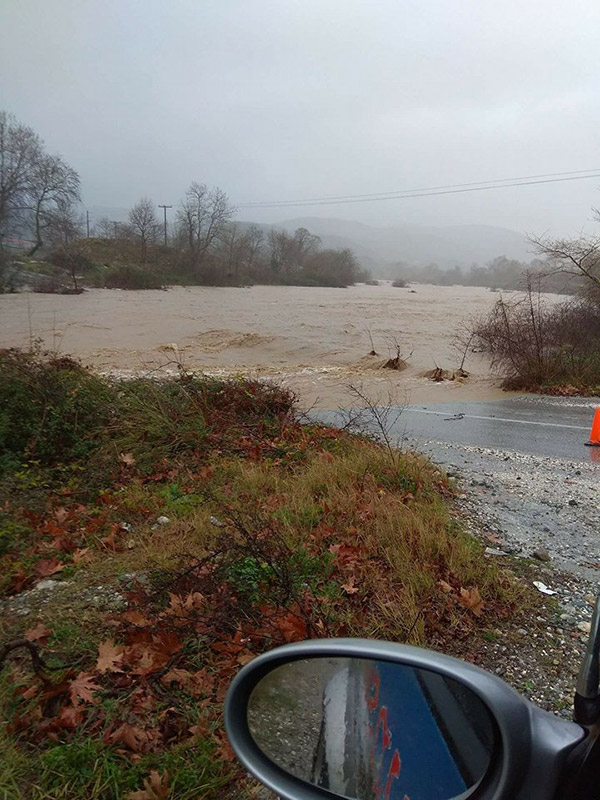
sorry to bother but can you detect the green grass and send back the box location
[0,737,228,800]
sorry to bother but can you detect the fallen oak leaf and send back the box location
[458,586,485,617]
[35,558,64,578]
[213,730,236,762]
[9,569,29,593]
[57,705,84,728]
[341,575,360,595]
[438,580,454,594]
[110,722,151,754]
[24,623,52,643]
[69,672,101,705]
[53,506,69,524]
[119,452,136,467]
[96,640,124,674]
[276,612,307,643]
[161,668,194,690]
[20,684,39,701]
[188,721,210,738]
[128,769,169,800]
[118,609,152,627]
[72,547,92,564]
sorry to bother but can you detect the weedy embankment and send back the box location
[0,348,524,799]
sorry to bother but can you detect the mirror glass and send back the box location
[248,657,496,800]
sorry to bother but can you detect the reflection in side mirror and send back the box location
[248,657,496,800]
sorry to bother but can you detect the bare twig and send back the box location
[0,639,51,682]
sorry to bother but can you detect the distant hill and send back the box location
[88,205,532,272]
[272,217,533,272]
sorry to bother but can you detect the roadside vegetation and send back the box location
[0,347,526,799]
[468,227,600,394]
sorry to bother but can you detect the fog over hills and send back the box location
[274,217,532,271]
[89,205,532,273]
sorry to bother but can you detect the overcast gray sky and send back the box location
[2,0,600,234]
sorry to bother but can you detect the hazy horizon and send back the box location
[3,0,600,238]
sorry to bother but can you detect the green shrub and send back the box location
[0,349,115,474]
[0,350,297,478]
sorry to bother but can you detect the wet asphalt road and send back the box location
[392,397,599,463]
[319,396,600,463]
[315,396,600,580]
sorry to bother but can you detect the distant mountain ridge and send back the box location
[272,217,533,272]
[88,205,531,272]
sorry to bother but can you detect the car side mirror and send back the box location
[225,639,585,800]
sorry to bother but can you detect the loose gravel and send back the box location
[417,437,600,718]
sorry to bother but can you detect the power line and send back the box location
[237,168,600,209]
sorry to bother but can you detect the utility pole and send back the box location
[158,204,172,246]
[86,210,90,238]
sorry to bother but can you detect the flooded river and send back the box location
[0,282,510,408]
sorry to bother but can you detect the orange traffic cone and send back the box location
[586,408,600,447]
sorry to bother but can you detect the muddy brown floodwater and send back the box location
[0,283,512,408]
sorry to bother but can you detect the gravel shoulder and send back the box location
[422,437,600,718]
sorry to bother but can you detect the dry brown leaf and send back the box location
[458,586,485,617]
[69,672,101,705]
[96,640,124,673]
[111,722,151,754]
[53,507,69,524]
[72,547,92,564]
[21,684,39,700]
[161,668,194,689]
[341,575,360,595]
[24,622,52,643]
[438,580,454,594]
[57,705,84,728]
[119,452,136,467]
[35,558,64,578]
[276,612,307,643]
[120,610,152,627]
[188,721,210,738]
[213,730,236,762]
[128,770,169,800]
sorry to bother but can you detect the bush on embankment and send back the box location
[470,287,600,394]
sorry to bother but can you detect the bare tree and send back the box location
[530,225,600,297]
[268,228,288,275]
[0,111,43,233]
[27,152,80,255]
[95,216,114,239]
[292,226,321,266]
[177,182,234,272]
[45,197,84,247]
[218,222,246,279]
[268,227,321,278]
[128,197,160,264]
[243,224,264,273]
